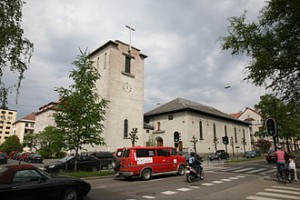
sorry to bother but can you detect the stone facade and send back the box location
[144,98,251,155]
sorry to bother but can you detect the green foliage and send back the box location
[23,133,39,151]
[37,126,66,158]
[0,135,23,153]
[0,0,34,106]
[255,138,272,153]
[221,0,300,108]
[54,49,108,170]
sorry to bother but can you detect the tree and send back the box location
[213,137,219,152]
[37,126,65,158]
[0,135,23,153]
[54,49,108,171]
[254,94,300,152]
[129,128,139,147]
[221,0,300,108]
[23,133,39,152]
[0,0,34,107]
[256,139,272,154]
[190,135,198,153]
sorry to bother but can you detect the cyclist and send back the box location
[275,145,288,175]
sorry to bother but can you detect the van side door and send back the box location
[156,149,172,172]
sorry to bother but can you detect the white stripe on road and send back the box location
[177,188,192,192]
[246,168,267,173]
[246,196,280,200]
[221,179,232,182]
[271,185,300,191]
[256,192,300,200]
[212,181,223,184]
[233,167,254,172]
[161,191,177,195]
[142,196,156,199]
[264,188,300,195]
[202,183,214,186]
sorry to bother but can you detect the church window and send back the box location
[124,119,128,138]
[234,128,238,143]
[125,56,131,73]
[199,121,203,140]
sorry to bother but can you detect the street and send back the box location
[85,160,300,200]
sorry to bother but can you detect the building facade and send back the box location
[12,112,36,143]
[87,40,147,152]
[0,108,17,144]
[34,102,58,134]
[144,98,251,155]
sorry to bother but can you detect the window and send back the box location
[136,149,155,157]
[124,119,128,138]
[224,125,227,136]
[145,119,150,123]
[199,121,204,140]
[13,169,42,183]
[168,115,173,120]
[157,149,170,156]
[213,123,216,139]
[157,122,160,131]
[125,56,131,73]
[234,128,238,143]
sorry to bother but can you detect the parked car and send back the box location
[19,152,31,161]
[243,150,261,158]
[208,150,229,161]
[0,152,8,164]
[26,153,43,163]
[44,155,101,173]
[114,146,186,180]
[8,151,19,159]
[0,164,91,200]
[266,149,277,163]
[89,151,113,169]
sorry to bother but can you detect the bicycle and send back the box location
[277,163,288,184]
[288,169,295,183]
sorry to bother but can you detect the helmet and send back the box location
[190,152,195,156]
[277,145,282,149]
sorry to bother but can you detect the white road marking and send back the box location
[256,192,300,200]
[221,179,231,182]
[142,196,156,199]
[212,181,223,184]
[177,188,192,192]
[202,183,214,186]
[246,168,267,173]
[233,167,254,172]
[161,191,177,195]
[246,196,280,200]
[264,188,300,195]
[271,185,300,191]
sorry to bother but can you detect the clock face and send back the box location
[123,82,132,93]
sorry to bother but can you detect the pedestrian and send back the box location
[288,155,298,182]
[275,145,288,173]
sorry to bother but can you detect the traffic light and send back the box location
[266,118,277,137]
[174,131,179,147]
[222,136,229,145]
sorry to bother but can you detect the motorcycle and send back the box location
[185,163,204,183]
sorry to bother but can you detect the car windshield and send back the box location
[58,156,74,162]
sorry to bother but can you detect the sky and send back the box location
[6,0,269,120]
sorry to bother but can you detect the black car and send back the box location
[26,153,43,163]
[89,151,113,169]
[0,164,91,200]
[208,150,229,161]
[243,150,261,158]
[44,155,101,173]
[0,152,7,164]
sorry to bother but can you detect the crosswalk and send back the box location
[246,185,300,200]
[207,165,277,176]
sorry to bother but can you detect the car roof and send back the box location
[0,164,37,184]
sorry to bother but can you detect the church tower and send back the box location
[88,40,147,151]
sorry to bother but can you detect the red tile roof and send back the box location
[22,112,36,121]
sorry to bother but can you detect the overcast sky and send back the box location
[6,0,269,119]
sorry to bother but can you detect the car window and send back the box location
[136,149,155,157]
[157,149,170,156]
[13,169,42,183]
[116,149,123,157]
[123,149,131,157]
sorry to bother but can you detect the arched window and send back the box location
[124,119,128,138]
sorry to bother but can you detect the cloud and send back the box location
[6,0,268,119]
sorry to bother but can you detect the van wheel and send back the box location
[141,169,151,180]
[177,165,185,176]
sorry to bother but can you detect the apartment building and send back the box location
[0,108,17,144]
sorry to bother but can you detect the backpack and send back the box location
[188,156,195,164]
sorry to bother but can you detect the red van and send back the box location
[114,146,186,180]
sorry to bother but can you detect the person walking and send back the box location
[288,155,298,182]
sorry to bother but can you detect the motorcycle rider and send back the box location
[188,152,202,176]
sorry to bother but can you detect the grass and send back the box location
[62,170,115,178]
[228,156,265,163]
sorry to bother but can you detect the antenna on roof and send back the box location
[125,24,135,53]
